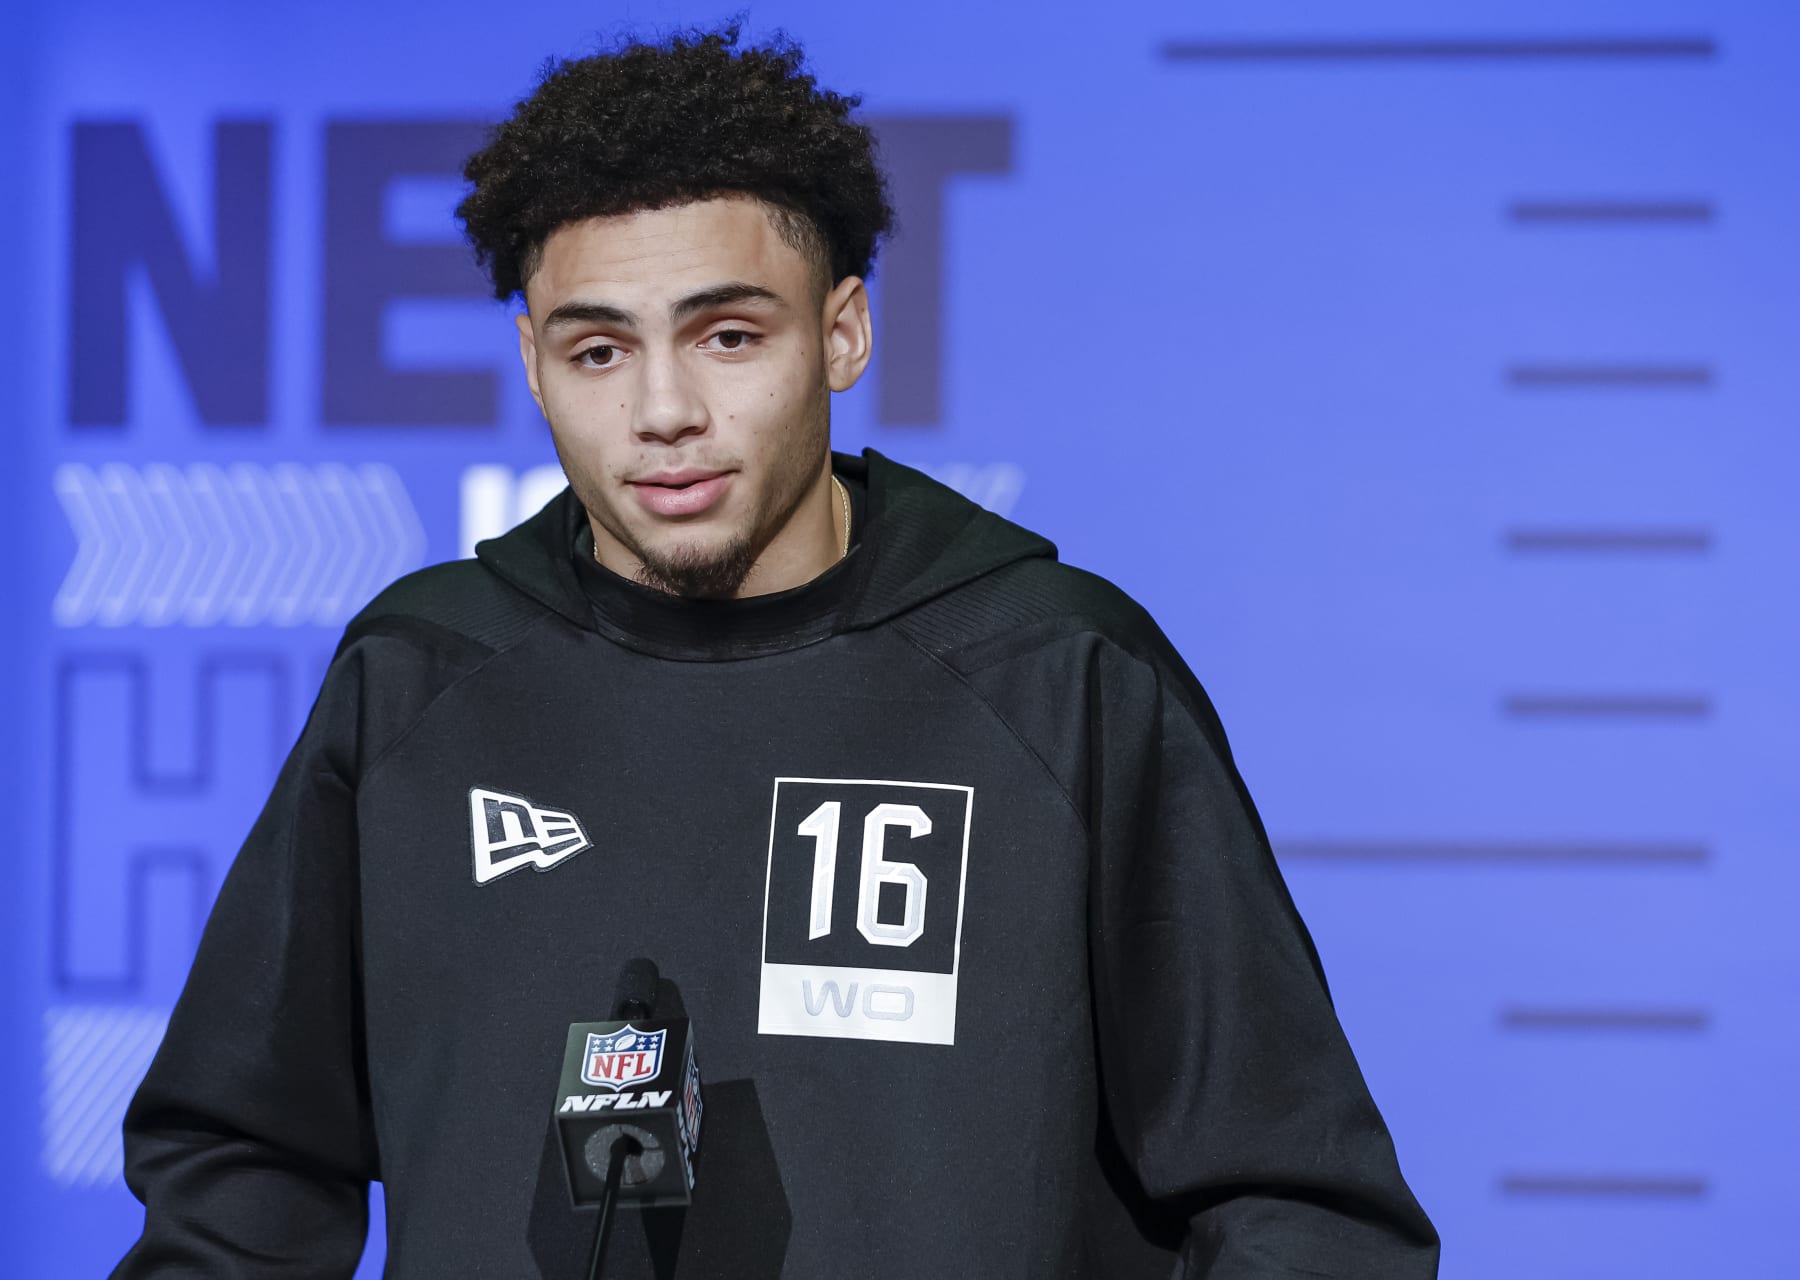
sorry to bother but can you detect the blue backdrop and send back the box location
[5,1,1794,1276]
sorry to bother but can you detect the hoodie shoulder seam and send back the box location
[357,609,557,791]
[894,627,1091,839]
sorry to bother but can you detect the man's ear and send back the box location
[516,312,547,418]
[822,276,873,392]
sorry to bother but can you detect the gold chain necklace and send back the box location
[831,473,851,560]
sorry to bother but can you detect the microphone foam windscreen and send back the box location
[611,958,660,1020]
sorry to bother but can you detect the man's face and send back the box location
[516,195,870,597]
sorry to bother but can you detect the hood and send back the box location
[473,447,1057,640]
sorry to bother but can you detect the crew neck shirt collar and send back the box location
[569,469,868,661]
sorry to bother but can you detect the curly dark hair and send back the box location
[456,22,895,303]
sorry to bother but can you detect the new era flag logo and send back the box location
[469,787,591,884]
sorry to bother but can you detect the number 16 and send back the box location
[797,801,930,947]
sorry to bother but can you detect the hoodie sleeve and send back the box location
[112,652,378,1278]
[1087,637,1439,1277]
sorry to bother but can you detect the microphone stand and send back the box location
[585,960,659,1280]
[586,1133,641,1280]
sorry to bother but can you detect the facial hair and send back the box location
[632,527,761,598]
[564,388,831,600]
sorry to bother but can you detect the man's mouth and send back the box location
[631,469,727,489]
[627,470,734,517]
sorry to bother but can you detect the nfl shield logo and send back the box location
[581,1025,667,1091]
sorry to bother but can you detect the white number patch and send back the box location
[759,778,974,1046]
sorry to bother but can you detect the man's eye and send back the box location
[709,330,760,351]
[574,344,618,368]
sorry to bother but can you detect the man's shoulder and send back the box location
[336,556,551,661]
[894,556,1172,670]
[990,557,1161,635]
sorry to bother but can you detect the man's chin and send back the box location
[633,531,758,599]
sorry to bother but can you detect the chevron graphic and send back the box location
[41,1005,169,1187]
[54,463,427,628]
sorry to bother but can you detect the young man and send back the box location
[117,26,1437,1279]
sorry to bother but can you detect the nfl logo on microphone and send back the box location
[580,1025,666,1091]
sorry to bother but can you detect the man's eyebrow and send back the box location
[668,282,789,324]
[540,283,789,335]
[540,300,638,332]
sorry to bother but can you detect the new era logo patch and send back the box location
[469,787,591,884]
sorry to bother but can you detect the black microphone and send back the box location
[556,960,705,1221]
[610,957,659,1022]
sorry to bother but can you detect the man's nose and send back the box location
[632,348,708,444]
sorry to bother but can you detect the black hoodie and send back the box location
[116,449,1438,1278]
